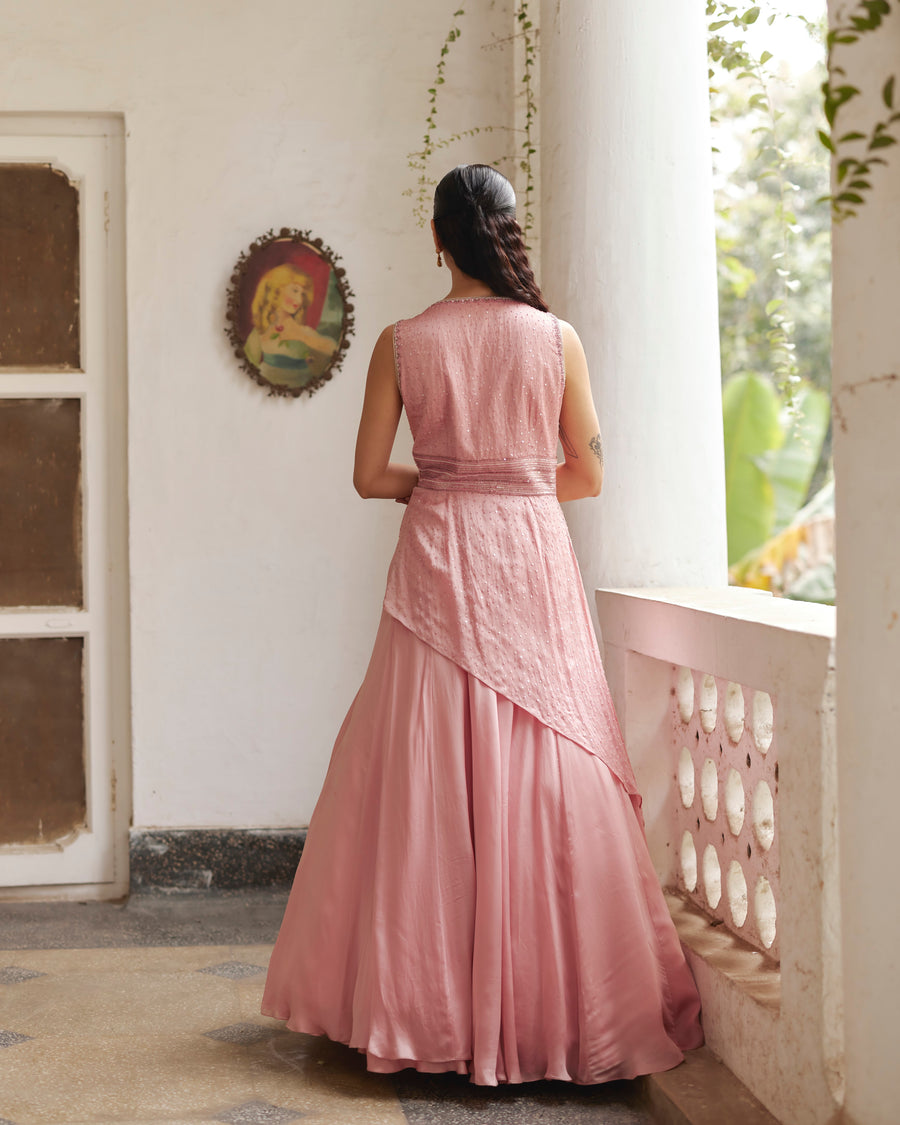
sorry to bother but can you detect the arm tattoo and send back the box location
[589,432,604,469]
[558,423,579,459]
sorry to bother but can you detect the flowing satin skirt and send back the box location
[261,611,702,1085]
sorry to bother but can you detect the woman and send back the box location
[262,164,703,1085]
[244,264,337,388]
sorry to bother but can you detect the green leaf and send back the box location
[838,130,866,143]
[723,373,782,565]
[884,76,895,109]
[836,192,865,204]
[784,559,835,606]
[742,6,760,25]
[759,51,773,65]
[765,400,832,535]
[869,134,897,149]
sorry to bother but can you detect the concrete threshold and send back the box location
[640,1047,781,1125]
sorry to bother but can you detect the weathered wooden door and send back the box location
[0,117,128,893]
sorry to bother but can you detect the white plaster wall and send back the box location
[0,0,516,828]
[829,4,900,1121]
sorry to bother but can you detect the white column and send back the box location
[829,6,900,1123]
[539,0,726,591]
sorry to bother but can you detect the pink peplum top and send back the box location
[383,297,639,800]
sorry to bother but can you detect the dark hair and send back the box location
[433,164,548,312]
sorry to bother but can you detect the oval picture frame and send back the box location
[225,228,355,398]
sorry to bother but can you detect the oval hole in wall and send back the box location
[752,691,774,755]
[676,666,695,724]
[724,768,745,836]
[755,876,777,949]
[752,781,775,852]
[727,860,749,927]
[702,844,722,910]
[724,682,745,744]
[681,831,698,893]
[700,758,719,822]
[677,747,695,809]
[699,674,718,734]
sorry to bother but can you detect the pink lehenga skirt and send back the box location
[261,611,702,1086]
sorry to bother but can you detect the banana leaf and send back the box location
[723,372,783,565]
[759,384,831,534]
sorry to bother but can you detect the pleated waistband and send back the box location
[415,454,557,496]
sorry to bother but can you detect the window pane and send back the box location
[0,163,80,370]
[0,637,85,846]
[0,398,83,607]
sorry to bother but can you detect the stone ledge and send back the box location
[129,828,306,891]
[640,1047,781,1125]
[667,892,781,1011]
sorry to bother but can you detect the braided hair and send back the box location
[433,164,548,313]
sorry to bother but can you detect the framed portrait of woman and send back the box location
[225,229,355,397]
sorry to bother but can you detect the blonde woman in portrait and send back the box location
[244,264,337,388]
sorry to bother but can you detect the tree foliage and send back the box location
[709,3,834,597]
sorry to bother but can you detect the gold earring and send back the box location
[436,250,443,268]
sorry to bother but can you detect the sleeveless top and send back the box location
[383,298,638,799]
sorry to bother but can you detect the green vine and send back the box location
[707,2,810,399]
[819,0,899,220]
[405,3,538,236]
[516,1,538,234]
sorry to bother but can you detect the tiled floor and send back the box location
[0,891,653,1125]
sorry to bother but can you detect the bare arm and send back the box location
[291,323,338,355]
[556,320,605,502]
[353,325,419,500]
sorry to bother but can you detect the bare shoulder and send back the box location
[555,319,588,375]
[368,324,396,364]
[556,318,581,341]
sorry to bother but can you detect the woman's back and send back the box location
[385,296,638,800]
[395,297,564,471]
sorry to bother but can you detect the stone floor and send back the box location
[0,890,653,1125]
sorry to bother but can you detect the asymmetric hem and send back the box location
[261,612,702,1086]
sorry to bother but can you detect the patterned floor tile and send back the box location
[0,966,45,985]
[0,1029,32,1048]
[393,1072,654,1124]
[213,1101,305,1124]
[204,1022,278,1046]
[1,967,240,1039]
[199,960,267,980]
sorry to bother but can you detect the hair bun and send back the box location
[431,164,548,312]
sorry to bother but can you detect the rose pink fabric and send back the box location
[385,299,638,797]
[262,298,703,1083]
[262,613,703,1083]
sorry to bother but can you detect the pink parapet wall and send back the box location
[672,668,779,962]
